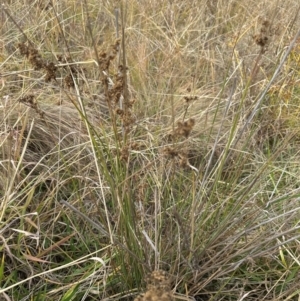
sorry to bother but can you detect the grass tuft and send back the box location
[1,1,300,300]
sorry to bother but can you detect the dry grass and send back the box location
[1,0,300,300]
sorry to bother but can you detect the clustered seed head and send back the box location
[44,61,57,82]
[130,141,142,151]
[178,153,188,168]
[115,108,124,116]
[27,47,44,70]
[19,94,36,107]
[163,147,179,158]
[163,147,189,168]
[99,51,110,72]
[19,94,44,117]
[64,73,74,89]
[18,42,29,56]
[110,74,136,133]
[98,39,120,73]
[122,110,136,133]
[162,118,196,168]
[134,270,174,301]
[184,95,198,104]
[118,140,143,162]
[108,65,125,104]
[18,42,57,82]
[254,34,268,48]
[98,39,136,133]
[120,145,129,162]
[57,55,80,89]
[174,118,195,138]
[253,19,270,51]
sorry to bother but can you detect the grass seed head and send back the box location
[18,42,57,81]
[175,118,195,138]
[253,19,271,50]
[44,62,57,82]
[134,270,174,301]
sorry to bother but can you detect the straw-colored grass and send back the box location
[1,1,300,300]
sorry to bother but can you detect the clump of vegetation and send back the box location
[1,1,300,301]
[134,270,174,301]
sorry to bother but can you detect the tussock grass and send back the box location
[1,1,300,300]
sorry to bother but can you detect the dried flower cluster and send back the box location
[18,44,82,88]
[57,55,80,89]
[183,95,198,104]
[174,118,195,138]
[162,118,196,168]
[18,42,57,82]
[98,39,120,73]
[99,39,136,133]
[163,147,189,168]
[166,118,196,142]
[253,20,270,51]
[134,270,174,301]
[19,94,44,117]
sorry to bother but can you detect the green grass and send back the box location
[1,1,300,300]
